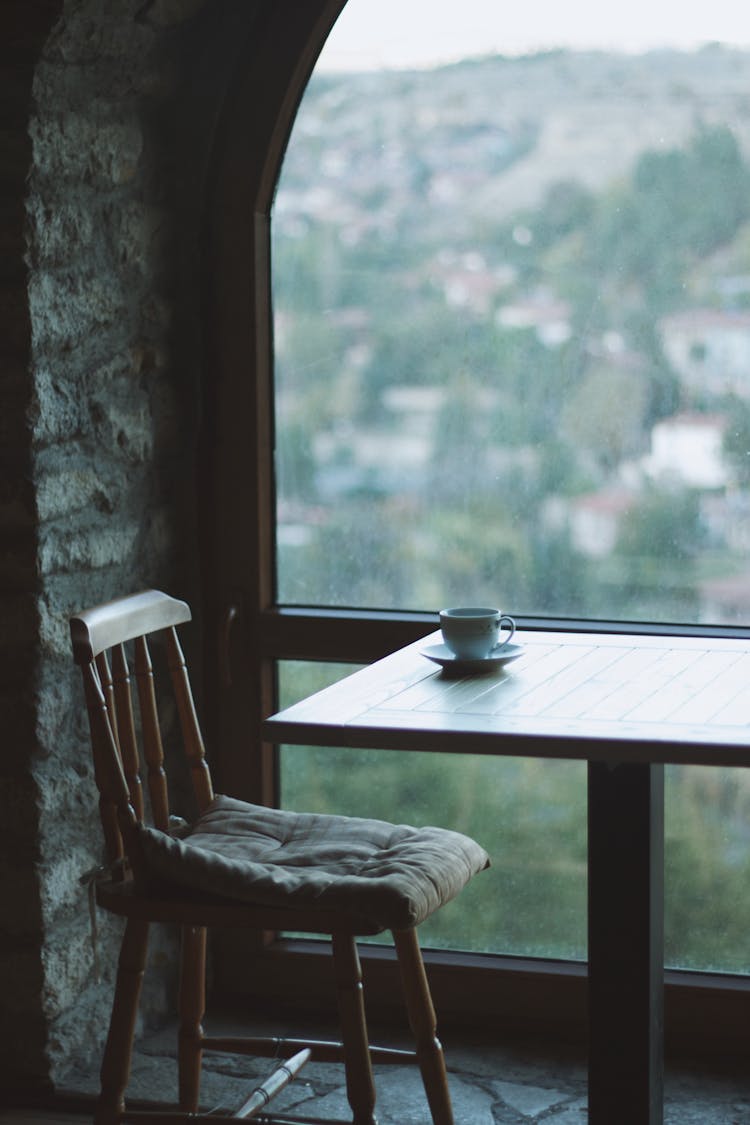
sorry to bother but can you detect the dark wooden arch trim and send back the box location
[200,0,347,798]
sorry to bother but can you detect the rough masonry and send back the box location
[0,0,259,1093]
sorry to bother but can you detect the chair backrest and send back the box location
[70,590,214,876]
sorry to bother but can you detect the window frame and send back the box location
[201,0,750,1049]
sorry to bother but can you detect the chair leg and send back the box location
[331,931,378,1125]
[94,918,150,1125]
[392,928,454,1125]
[178,924,206,1112]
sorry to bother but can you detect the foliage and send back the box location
[561,364,649,472]
[616,485,703,563]
[581,125,750,313]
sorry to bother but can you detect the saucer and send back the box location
[421,642,523,674]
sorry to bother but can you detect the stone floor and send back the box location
[38,1012,750,1124]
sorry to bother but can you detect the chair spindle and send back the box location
[83,664,135,866]
[95,650,120,756]
[165,627,214,813]
[111,643,145,822]
[134,635,171,832]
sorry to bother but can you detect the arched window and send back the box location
[205,0,750,1031]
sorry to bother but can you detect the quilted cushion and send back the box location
[136,794,489,930]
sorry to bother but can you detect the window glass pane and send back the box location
[665,764,750,972]
[271,5,750,971]
[273,3,750,624]
[278,662,587,957]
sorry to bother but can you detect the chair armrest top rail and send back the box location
[70,589,192,663]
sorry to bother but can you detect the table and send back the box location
[263,627,750,1125]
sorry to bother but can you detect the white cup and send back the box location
[439,606,515,660]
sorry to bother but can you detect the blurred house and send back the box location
[569,488,636,557]
[659,309,750,397]
[642,411,729,489]
[496,294,572,347]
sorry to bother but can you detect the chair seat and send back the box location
[137,794,490,930]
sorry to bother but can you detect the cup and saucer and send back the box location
[422,606,522,674]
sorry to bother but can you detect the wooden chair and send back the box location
[70,589,489,1125]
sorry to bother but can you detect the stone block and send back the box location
[41,912,104,1019]
[35,459,112,522]
[38,598,74,662]
[85,348,146,392]
[37,808,103,929]
[36,756,97,829]
[46,983,111,1085]
[40,0,151,67]
[25,193,96,269]
[38,836,100,929]
[34,688,88,773]
[30,111,143,186]
[87,391,154,464]
[28,268,126,355]
[29,365,88,447]
[38,519,140,577]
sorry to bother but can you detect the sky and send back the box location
[317,0,750,71]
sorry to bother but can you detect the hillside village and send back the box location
[273,46,750,624]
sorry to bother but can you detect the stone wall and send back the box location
[0,0,262,1094]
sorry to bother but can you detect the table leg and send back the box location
[587,761,664,1125]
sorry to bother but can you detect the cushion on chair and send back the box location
[136,795,490,930]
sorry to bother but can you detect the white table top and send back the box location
[264,629,750,767]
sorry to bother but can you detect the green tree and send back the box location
[576,125,750,316]
[561,363,649,472]
[533,179,595,249]
[623,310,681,427]
[617,486,703,563]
